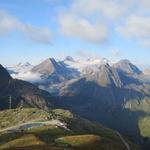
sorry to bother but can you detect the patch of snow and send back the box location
[7,62,33,74]
[64,57,110,72]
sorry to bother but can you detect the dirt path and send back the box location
[116,131,131,150]
[0,119,67,133]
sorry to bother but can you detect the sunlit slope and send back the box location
[0,108,139,150]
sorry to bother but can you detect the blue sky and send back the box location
[0,0,149,68]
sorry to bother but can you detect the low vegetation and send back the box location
[139,116,150,137]
[126,98,150,113]
[0,108,51,130]
[0,108,139,150]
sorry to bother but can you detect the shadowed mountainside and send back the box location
[0,64,54,110]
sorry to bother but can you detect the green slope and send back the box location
[125,98,150,138]
[0,108,139,150]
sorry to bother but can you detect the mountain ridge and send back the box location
[0,64,54,110]
[113,59,142,75]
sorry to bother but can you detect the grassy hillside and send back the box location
[125,98,150,113]
[139,117,150,137]
[0,108,139,150]
[0,108,51,130]
[125,98,150,138]
[55,134,125,150]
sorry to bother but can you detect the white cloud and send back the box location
[117,15,150,38]
[141,39,150,48]
[58,0,133,43]
[0,10,52,44]
[0,10,18,35]
[111,49,122,57]
[76,50,101,59]
[1,1,149,47]
[59,14,108,43]
[58,0,150,47]
[137,0,150,14]
[19,24,52,44]
[72,0,132,20]
[11,72,42,82]
[116,15,150,47]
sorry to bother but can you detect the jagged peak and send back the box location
[64,56,75,62]
[31,58,60,75]
[42,58,58,65]
[114,59,142,75]
[17,62,31,67]
[118,59,130,63]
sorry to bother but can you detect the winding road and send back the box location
[0,119,67,134]
[116,131,131,150]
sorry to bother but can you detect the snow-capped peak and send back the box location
[63,56,110,72]
[17,62,31,68]
[64,56,75,62]
[7,62,33,74]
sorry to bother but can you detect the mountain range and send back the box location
[0,64,140,149]
[1,57,150,149]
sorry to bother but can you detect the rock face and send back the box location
[0,64,12,85]
[32,58,79,81]
[83,63,123,87]
[17,62,31,68]
[144,68,150,79]
[57,60,150,141]
[29,58,80,95]
[0,64,54,110]
[32,58,57,75]
[64,56,75,62]
[113,59,142,75]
